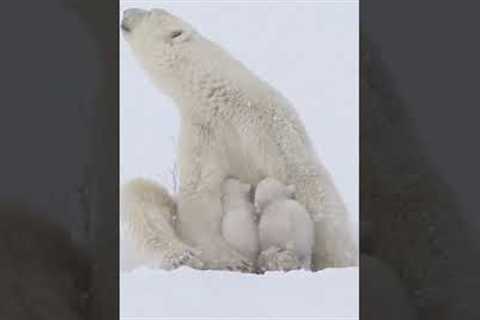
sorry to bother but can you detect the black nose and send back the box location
[121,8,148,33]
[120,22,130,32]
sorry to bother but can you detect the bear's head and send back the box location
[121,8,203,95]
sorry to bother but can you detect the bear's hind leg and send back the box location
[120,178,204,270]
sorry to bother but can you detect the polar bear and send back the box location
[221,178,259,263]
[255,177,314,271]
[121,8,357,271]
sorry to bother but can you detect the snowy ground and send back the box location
[121,266,359,319]
[121,235,358,319]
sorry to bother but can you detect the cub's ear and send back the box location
[286,185,296,197]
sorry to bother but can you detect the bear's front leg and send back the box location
[175,124,254,272]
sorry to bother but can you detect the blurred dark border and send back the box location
[0,1,118,319]
[361,1,480,319]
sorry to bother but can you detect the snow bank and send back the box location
[120,267,358,319]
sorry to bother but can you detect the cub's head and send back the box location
[121,8,199,92]
[254,178,296,213]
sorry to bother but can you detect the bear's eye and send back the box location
[169,30,183,39]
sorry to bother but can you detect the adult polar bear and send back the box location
[121,8,357,271]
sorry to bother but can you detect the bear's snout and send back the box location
[121,8,148,33]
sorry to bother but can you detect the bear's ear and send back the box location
[286,185,296,197]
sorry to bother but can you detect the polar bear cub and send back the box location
[255,178,314,271]
[221,178,259,263]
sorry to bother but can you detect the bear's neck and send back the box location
[168,43,266,119]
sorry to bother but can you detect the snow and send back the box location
[120,1,358,319]
[120,266,359,319]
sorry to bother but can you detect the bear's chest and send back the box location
[215,120,285,184]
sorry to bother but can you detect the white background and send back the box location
[120,1,359,318]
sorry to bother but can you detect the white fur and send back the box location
[255,178,314,271]
[121,8,357,270]
[221,178,259,263]
[120,178,203,269]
